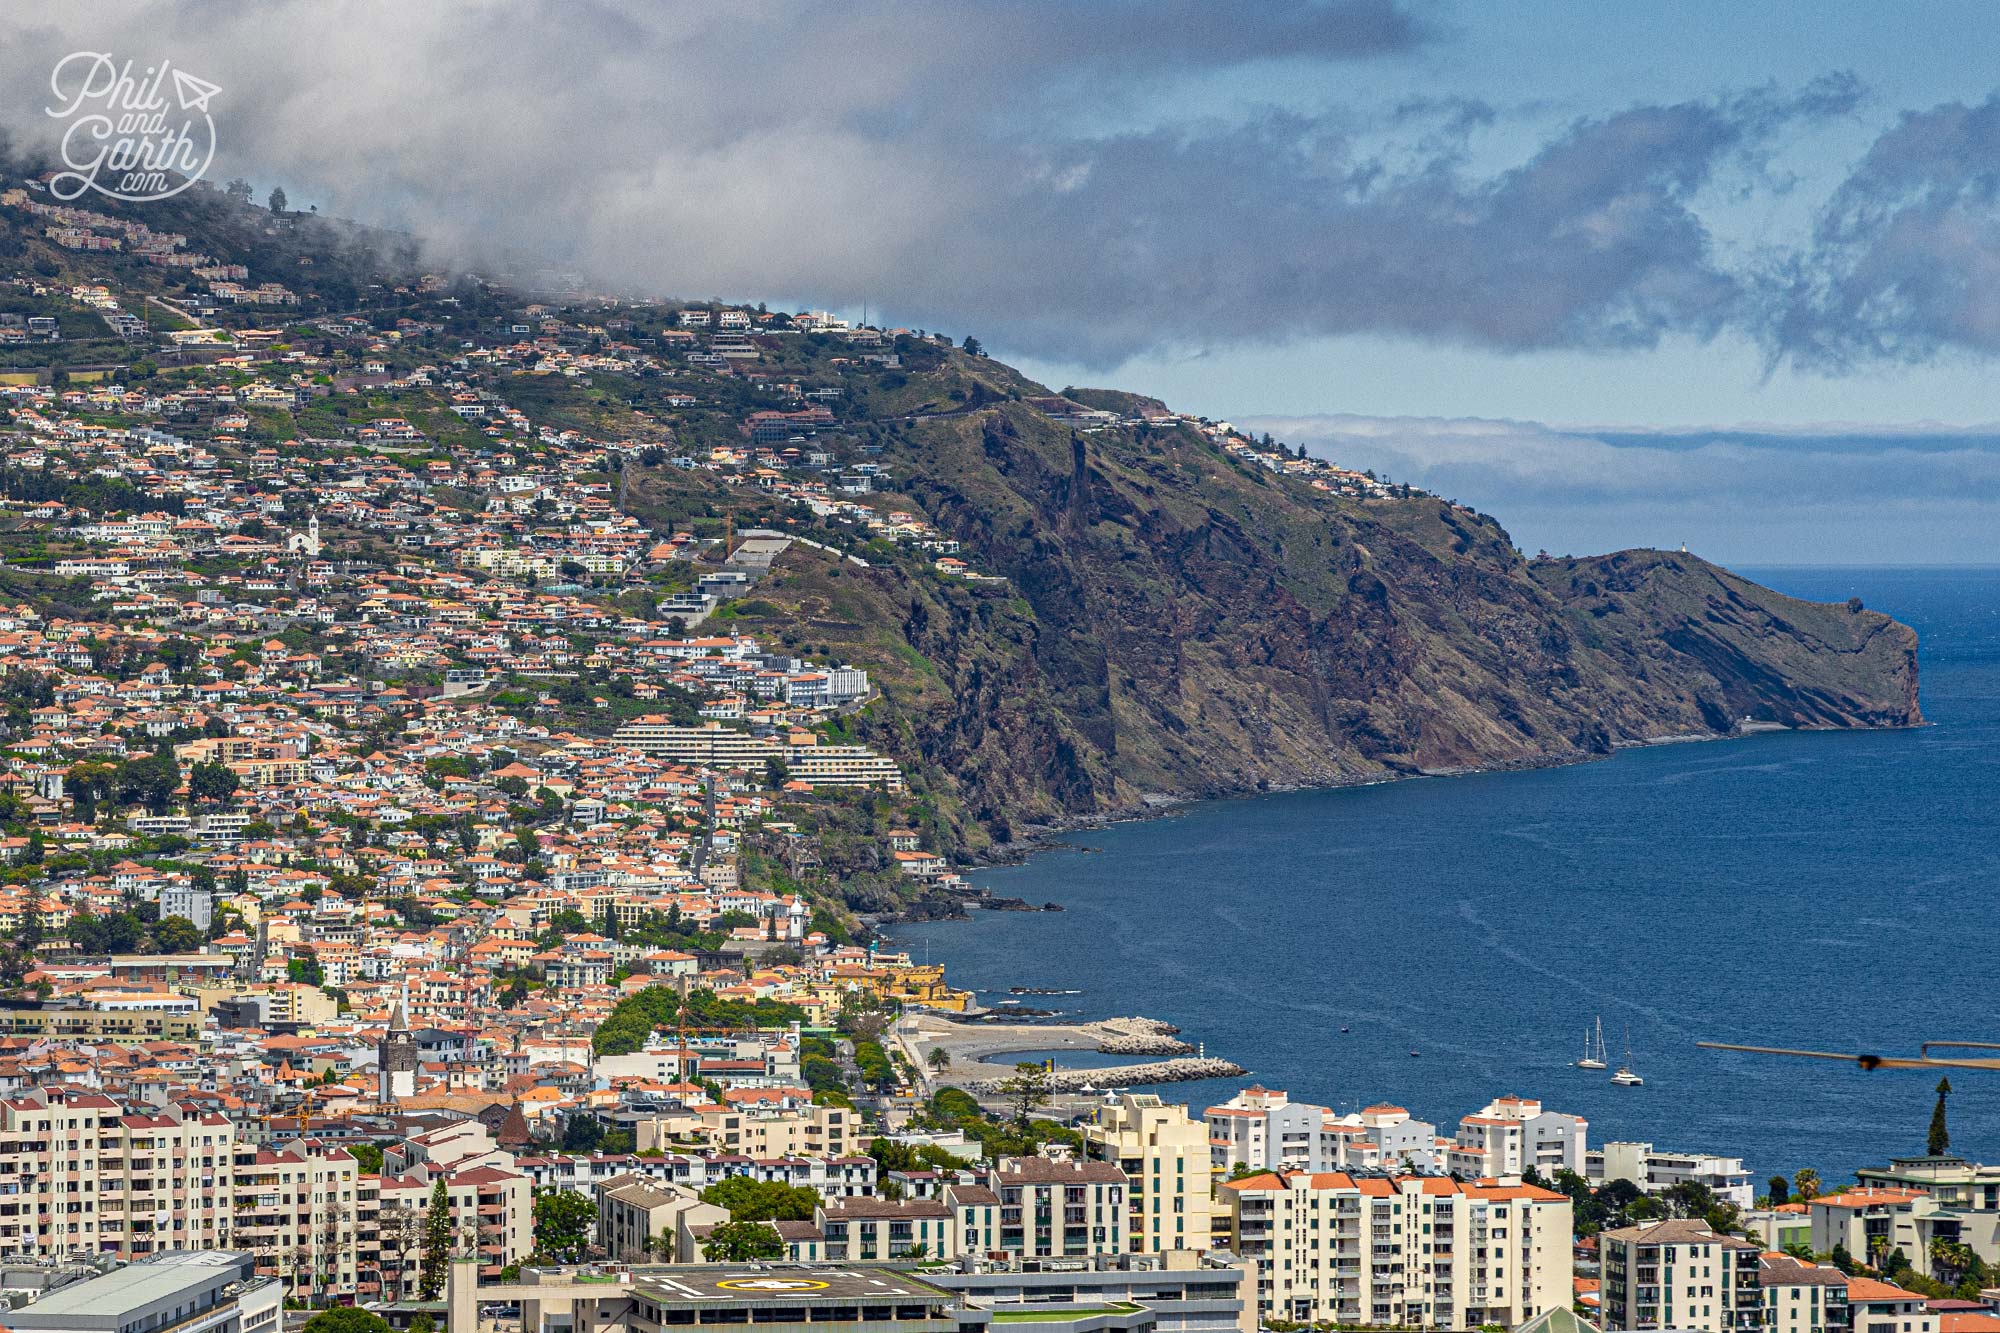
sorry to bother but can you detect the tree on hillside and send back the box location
[417,1179,453,1300]
[154,915,202,954]
[189,761,240,806]
[700,1220,784,1262]
[532,1189,595,1263]
[1930,1077,1953,1156]
[114,751,180,814]
[561,1113,602,1153]
[287,951,324,987]
[268,187,288,214]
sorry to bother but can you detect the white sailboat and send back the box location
[1611,1029,1644,1086]
[1577,1017,1608,1070]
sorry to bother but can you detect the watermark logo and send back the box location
[45,53,219,203]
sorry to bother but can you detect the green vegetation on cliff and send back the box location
[623,355,1920,857]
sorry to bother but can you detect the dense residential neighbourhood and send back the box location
[0,170,1974,1333]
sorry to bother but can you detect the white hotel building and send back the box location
[1205,1088,1586,1180]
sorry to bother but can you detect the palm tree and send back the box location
[1930,1236,1975,1283]
[926,1047,950,1074]
[1793,1169,1822,1204]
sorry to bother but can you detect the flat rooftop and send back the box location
[988,1305,1143,1324]
[14,1252,256,1324]
[634,1269,954,1306]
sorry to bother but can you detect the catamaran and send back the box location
[1611,1030,1644,1086]
[1577,1017,1608,1070]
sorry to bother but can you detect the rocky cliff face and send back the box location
[699,392,1920,851]
[1529,552,1922,734]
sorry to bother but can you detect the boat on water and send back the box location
[1577,1017,1608,1070]
[1611,1030,1643,1086]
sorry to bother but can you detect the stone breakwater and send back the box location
[901,1011,1217,1080]
[969,1056,1245,1093]
[1086,1017,1192,1056]
[1094,1033,1195,1056]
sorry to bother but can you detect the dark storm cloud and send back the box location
[0,3,1986,376]
[901,97,1758,362]
[0,1,1437,360]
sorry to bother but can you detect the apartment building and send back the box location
[384,1119,511,1176]
[608,722,903,790]
[991,1157,1128,1259]
[1218,1171,1572,1330]
[1758,1251,1850,1333]
[0,1091,234,1259]
[951,1182,1002,1260]
[1450,1097,1588,1180]
[1843,1278,1936,1333]
[1591,1143,1756,1210]
[1598,1218,1761,1332]
[0,999,200,1045]
[0,1090,367,1301]
[1082,1093,1216,1253]
[1848,1156,2000,1269]
[376,1161,534,1289]
[778,742,904,791]
[1806,1189,1934,1271]
[595,1174,725,1262]
[226,1139,363,1298]
[1205,1087,1347,1174]
[1742,1207,1816,1255]
[819,1196,956,1261]
[1205,1090,1586,1184]
[609,721,786,765]
[636,1101,858,1159]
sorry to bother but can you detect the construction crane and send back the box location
[260,1087,316,1142]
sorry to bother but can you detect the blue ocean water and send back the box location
[890,567,2000,1184]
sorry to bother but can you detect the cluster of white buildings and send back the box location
[1205,1087,1587,1180]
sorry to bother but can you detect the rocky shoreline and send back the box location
[891,740,1726,922]
[956,721,1832,874]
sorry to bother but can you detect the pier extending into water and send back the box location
[895,1011,1243,1097]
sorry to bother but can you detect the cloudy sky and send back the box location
[11,1,2000,561]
